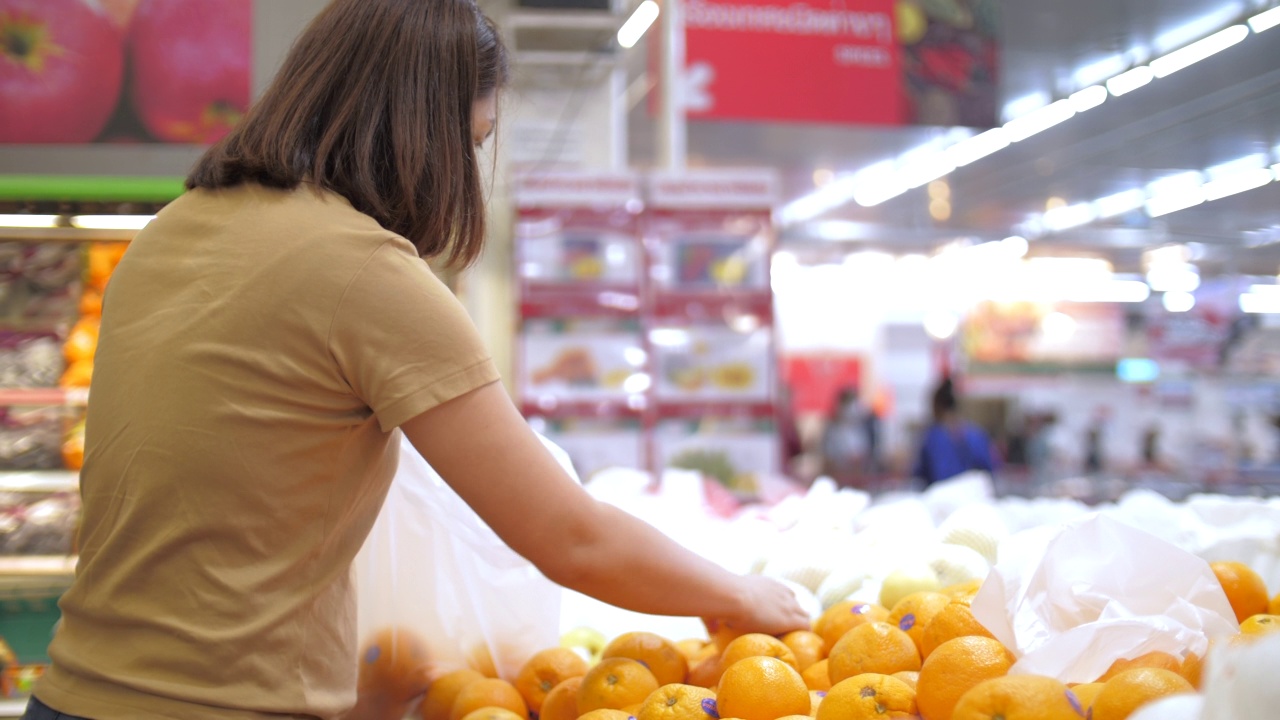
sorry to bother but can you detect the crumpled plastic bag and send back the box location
[354,432,578,681]
[971,513,1239,684]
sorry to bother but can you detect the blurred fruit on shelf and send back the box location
[951,674,1082,720]
[1097,651,1182,683]
[780,630,825,673]
[1238,614,1280,639]
[537,676,583,720]
[887,591,952,655]
[560,626,607,665]
[880,566,941,610]
[356,628,430,702]
[1209,560,1269,624]
[1090,667,1194,720]
[0,0,125,143]
[920,602,994,658]
[814,601,891,656]
[128,0,251,143]
[449,678,526,720]
[419,669,485,720]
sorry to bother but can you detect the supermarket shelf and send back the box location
[0,557,77,577]
[0,388,88,407]
[0,227,135,243]
[0,472,77,493]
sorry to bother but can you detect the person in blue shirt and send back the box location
[913,377,997,487]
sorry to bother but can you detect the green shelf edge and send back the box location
[0,176,185,203]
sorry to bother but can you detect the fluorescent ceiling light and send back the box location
[1001,92,1051,123]
[1248,284,1280,294]
[0,214,59,228]
[946,128,1010,167]
[1073,54,1129,88]
[1001,235,1030,258]
[1202,168,1275,201]
[1150,25,1249,78]
[776,174,860,225]
[1094,189,1148,218]
[617,0,659,49]
[1206,153,1268,181]
[1240,292,1280,314]
[1043,202,1098,232]
[1162,291,1196,313]
[1069,85,1109,112]
[69,215,155,230]
[1107,66,1155,96]
[1250,6,1280,32]
[899,155,957,189]
[851,162,907,206]
[1004,100,1076,142]
[1147,263,1200,292]
[1146,188,1206,217]
[1154,4,1246,53]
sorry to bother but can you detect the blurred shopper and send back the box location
[913,377,997,487]
[1083,407,1109,475]
[26,3,806,720]
[821,387,872,488]
[1025,411,1058,491]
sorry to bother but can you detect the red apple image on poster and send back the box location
[0,0,125,143]
[129,0,252,143]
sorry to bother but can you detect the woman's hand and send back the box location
[706,575,811,639]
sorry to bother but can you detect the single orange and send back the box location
[920,603,995,659]
[816,602,891,655]
[457,709,524,720]
[951,674,1082,720]
[803,659,833,691]
[577,657,660,712]
[537,676,582,720]
[1095,650,1181,683]
[916,636,1014,720]
[1210,560,1270,623]
[888,592,953,656]
[828,622,921,685]
[1239,613,1280,638]
[357,627,431,701]
[420,669,486,720]
[1178,651,1204,689]
[449,678,527,720]
[892,671,919,691]
[635,683,718,720]
[708,619,747,653]
[676,639,711,665]
[687,654,722,689]
[717,656,811,720]
[722,633,800,671]
[513,647,589,713]
[1069,682,1105,717]
[1270,591,1280,615]
[1091,667,1193,720]
[603,631,689,686]
[781,630,826,672]
[815,673,917,719]
[941,580,983,605]
[578,710,633,720]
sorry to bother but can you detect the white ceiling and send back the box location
[624,0,1280,276]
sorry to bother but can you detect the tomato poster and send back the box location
[0,0,252,145]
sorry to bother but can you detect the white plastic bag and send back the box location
[354,432,579,681]
[971,513,1239,684]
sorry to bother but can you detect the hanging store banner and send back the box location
[0,0,253,145]
[680,0,999,127]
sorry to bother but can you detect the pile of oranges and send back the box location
[369,559,1280,720]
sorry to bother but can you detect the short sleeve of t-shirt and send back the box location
[329,239,500,431]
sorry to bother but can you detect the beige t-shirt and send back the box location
[35,184,500,719]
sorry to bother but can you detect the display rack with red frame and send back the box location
[513,169,782,489]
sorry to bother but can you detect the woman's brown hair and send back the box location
[186,0,509,267]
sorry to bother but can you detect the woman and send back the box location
[27,2,807,719]
[913,378,996,487]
